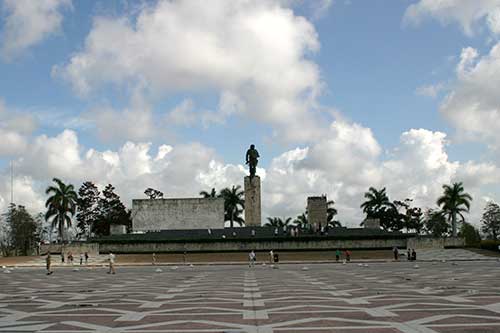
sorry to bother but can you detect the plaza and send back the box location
[1,260,500,332]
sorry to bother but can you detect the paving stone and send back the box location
[0,262,500,332]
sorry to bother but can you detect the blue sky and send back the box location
[1,0,500,226]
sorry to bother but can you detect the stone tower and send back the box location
[244,176,261,226]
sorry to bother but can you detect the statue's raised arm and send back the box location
[245,144,260,178]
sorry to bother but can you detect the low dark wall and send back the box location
[40,243,99,255]
[99,237,407,253]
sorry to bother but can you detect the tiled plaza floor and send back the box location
[1,261,500,332]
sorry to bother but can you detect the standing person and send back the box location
[249,250,256,267]
[407,248,411,261]
[79,253,83,265]
[68,252,73,265]
[335,249,341,262]
[411,249,417,261]
[61,252,65,264]
[84,252,89,264]
[108,252,116,274]
[269,250,274,264]
[393,246,399,261]
[46,253,53,275]
[345,249,351,262]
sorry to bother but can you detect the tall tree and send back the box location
[219,185,245,228]
[326,200,341,227]
[394,199,424,233]
[360,187,394,218]
[144,188,163,199]
[424,209,449,238]
[76,181,100,239]
[199,188,217,198]
[93,184,131,236]
[265,217,292,227]
[436,182,473,237]
[3,204,39,256]
[459,222,481,246]
[481,201,500,240]
[45,178,78,242]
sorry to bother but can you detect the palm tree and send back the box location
[199,188,217,198]
[45,178,78,243]
[360,187,393,218]
[293,213,308,229]
[326,200,341,227]
[436,182,473,237]
[265,217,292,227]
[219,185,245,228]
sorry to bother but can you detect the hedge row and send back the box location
[92,234,411,244]
[480,239,500,251]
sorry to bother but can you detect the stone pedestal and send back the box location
[244,176,261,226]
[307,196,327,228]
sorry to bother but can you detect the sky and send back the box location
[1,0,500,228]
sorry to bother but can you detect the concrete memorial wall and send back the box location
[307,196,327,227]
[132,198,224,231]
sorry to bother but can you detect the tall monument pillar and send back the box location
[244,176,261,226]
[307,196,327,229]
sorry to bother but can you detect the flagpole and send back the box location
[10,160,14,204]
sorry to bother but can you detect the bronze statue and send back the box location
[245,144,260,178]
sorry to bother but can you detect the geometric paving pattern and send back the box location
[1,261,500,332]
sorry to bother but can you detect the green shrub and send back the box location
[480,239,500,251]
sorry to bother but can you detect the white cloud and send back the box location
[0,98,37,156]
[1,0,72,60]
[0,129,27,156]
[403,0,500,36]
[415,83,445,98]
[54,0,324,142]
[0,174,44,213]
[0,99,37,135]
[440,43,500,149]
[82,89,158,142]
[2,123,500,228]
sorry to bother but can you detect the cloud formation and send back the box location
[2,122,498,228]
[54,0,324,142]
[1,0,72,60]
[404,0,500,36]
[440,43,500,149]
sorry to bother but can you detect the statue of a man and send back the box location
[245,144,260,178]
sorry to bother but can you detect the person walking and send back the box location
[152,252,156,265]
[80,253,84,265]
[46,253,53,275]
[249,250,256,267]
[345,249,351,262]
[108,252,116,274]
[269,250,274,264]
[84,252,89,264]
[407,248,411,261]
[335,249,341,262]
[411,249,417,261]
[273,251,279,265]
[393,246,399,261]
[61,252,65,264]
